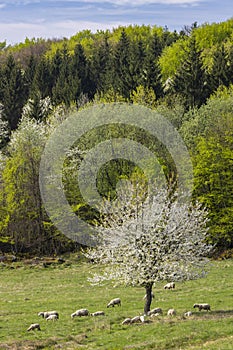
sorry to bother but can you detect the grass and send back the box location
[0,257,233,349]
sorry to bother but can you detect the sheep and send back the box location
[147,307,163,316]
[167,308,176,316]
[46,314,58,321]
[27,323,41,331]
[122,318,132,325]
[71,308,89,318]
[184,311,192,317]
[130,316,142,323]
[143,292,154,300]
[107,297,121,308]
[193,303,211,311]
[38,311,59,319]
[150,313,161,318]
[90,311,105,316]
[164,282,175,290]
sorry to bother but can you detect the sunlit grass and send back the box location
[0,258,232,349]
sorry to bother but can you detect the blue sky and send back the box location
[0,0,232,45]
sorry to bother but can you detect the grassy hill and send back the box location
[0,257,233,349]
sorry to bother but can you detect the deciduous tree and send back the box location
[85,188,212,314]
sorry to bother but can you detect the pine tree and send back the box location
[113,29,133,98]
[129,40,146,91]
[72,43,95,101]
[0,55,27,130]
[52,45,78,106]
[143,44,163,98]
[24,54,37,96]
[227,45,233,85]
[209,45,229,92]
[91,35,113,93]
[173,37,208,109]
[33,56,52,99]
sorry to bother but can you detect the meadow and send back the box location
[0,256,233,350]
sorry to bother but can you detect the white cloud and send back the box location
[52,0,202,3]
[3,0,203,5]
[0,20,130,44]
[79,0,203,5]
[0,3,6,9]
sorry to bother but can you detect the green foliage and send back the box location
[173,37,209,108]
[0,20,233,254]
[0,55,27,130]
[193,128,233,250]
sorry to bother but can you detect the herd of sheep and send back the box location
[27,283,211,331]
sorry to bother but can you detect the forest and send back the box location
[0,19,232,256]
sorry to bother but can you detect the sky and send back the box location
[0,0,232,45]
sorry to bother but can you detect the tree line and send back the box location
[0,20,232,255]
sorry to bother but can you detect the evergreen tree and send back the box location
[33,56,52,98]
[129,40,146,91]
[24,54,37,96]
[71,43,95,101]
[91,35,113,93]
[22,92,52,121]
[227,45,233,85]
[52,46,78,106]
[0,55,27,130]
[143,45,163,98]
[209,45,229,92]
[173,37,208,108]
[141,33,164,98]
[113,29,133,98]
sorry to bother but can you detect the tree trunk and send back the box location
[144,283,153,315]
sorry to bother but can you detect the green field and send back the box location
[0,257,233,349]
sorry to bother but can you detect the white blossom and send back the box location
[84,188,213,290]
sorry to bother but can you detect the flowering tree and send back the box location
[0,104,9,148]
[85,186,213,314]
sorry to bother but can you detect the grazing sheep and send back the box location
[167,308,176,316]
[122,318,132,325]
[143,292,154,300]
[107,298,121,308]
[38,311,59,319]
[147,307,163,316]
[150,313,161,318]
[164,282,175,290]
[90,311,105,316]
[27,323,41,331]
[71,308,89,318]
[46,314,58,321]
[184,311,192,317]
[130,316,141,323]
[193,303,211,311]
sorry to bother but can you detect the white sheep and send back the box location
[164,282,175,290]
[71,308,89,318]
[193,303,211,311]
[143,292,154,300]
[130,316,142,323]
[90,311,105,316]
[184,311,192,317]
[46,314,58,321]
[167,308,176,316]
[122,318,132,325]
[38,311,59,319]
[150,313,161,318]
[107,297,121,308]
[27,323,41,331]
[147,307,163,316]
